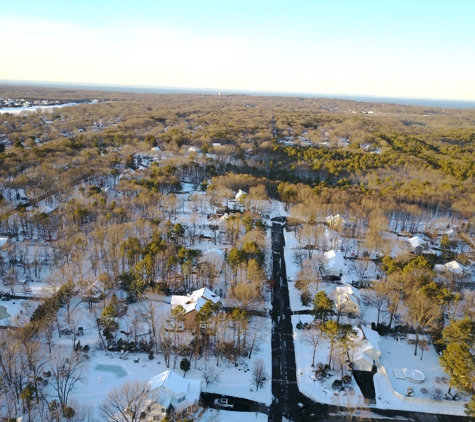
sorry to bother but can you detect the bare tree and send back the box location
[47,349,89,409]
[352,255,372,282]
[251,358,268,392]
[362,281,387,325]
[202,367,221,388]
[300,323,323,367]
[247,317,270,359]
[330,394,369,422]
[99,380,164,422]
[404,293,440,356]
[139,299,163,353]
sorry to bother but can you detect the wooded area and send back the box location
[1,85,475,420]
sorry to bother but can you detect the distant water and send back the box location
[0,102,79,114]
[1,80,475,109]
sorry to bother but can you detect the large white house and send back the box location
[147,369,201,421]
[171,287,220,318]
[434,260,464,276]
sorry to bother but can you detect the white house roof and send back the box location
[353,350,374,366]
[235,189,247,200]
[149,370,188,397]
[171,287,220,314]
[361,325,381,353]
[326,214,346,225]
[203,248,225,258]
[219,213,230,222]
[445,260,463,275]
[0,237,9,248]
[408,236,426,248]
[335,284,361,307]
[324,250,348,275]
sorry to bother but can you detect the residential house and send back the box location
[170,287,220,323]
[147,369,201,421]
[235,189,247,202]
[326,214,346,229]
[82,280,106,303]
[335,284,361,316]
[407,236,427,255]
[352,326,381,372]
[322,249,348,278]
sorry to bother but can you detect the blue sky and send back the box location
[1,0,474,100]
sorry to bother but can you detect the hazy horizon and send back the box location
[1,1,474,102]
[2,79,475,109]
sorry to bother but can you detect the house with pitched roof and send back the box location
[322,249,348,278]
[352,325,381,372]
[170,287,220,323]
[335,284,361,316]
[147,369,201,421]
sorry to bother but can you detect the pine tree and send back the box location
[439,342,475,395]
[312,291,335,323]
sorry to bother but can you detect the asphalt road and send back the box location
[200,217,472,421]
[268,217,329,421]
[266,216,473,422]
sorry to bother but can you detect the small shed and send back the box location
[60,326,73,336]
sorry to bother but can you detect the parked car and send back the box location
[214,398,234,409]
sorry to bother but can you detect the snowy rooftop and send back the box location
[323,249,348,274]
[335,284,361,306]
[149,369,189,396]
[171,287,220,314]
[361,325,381,353]
[235,189,247,200]
[148,369,201,409]
[444,260,463,275]
[408,236,426,248]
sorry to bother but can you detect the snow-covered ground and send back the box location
[73,331,272,419]
[373,336,467,415]
[292,314,366,408]
[292,316,468,416]
[199,408,268,422]
[285,216,468,416]
[57,298,273,419]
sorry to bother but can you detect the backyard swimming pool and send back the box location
[94,364,128,378]
[0,306,10,320]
